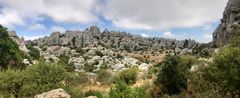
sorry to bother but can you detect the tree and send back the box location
[0,25,24,69]
[156,55,187,95]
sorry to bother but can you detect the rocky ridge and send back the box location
[213,0,240,46]
[32,26,201,55]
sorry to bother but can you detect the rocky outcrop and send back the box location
[34,88,71,98]
[32,25,200,54]
[213,0,240,46]
[8,31,29,53]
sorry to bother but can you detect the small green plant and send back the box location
[26,44,40,60]
[84,90,103,98]
[76,47,84,55]
[118,67,139,85]
[95,50,104,57]
[156,55,187,95]
[96,69,112,84]
[84,63,97,72]
[58,52,75,72]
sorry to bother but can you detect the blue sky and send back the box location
[0,0,228,43]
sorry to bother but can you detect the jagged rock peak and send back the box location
[213,0,240,46]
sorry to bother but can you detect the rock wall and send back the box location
[213,0,240,46]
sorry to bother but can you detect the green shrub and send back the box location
[156,55,187,95]
[64,87,84,98]
[58,52,75,72]
[96,69,112,84]
[210,47,240,96]
[0,70,24,98]
[27,44,40,60]
[96,50,104,57]
[109,80,135,98]
[85,90,103,98]
[118,67,139,85]
[76,47,84,55]
[134,86,151,98]
[19,62,67,96]
[0,25,25,69]
[229,35,240,47]
[180,55,198,74]
[99,64,111,69]
[109,80,150,98]
[84,63,97,72]
[69,72,89,85]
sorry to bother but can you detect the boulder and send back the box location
[47,32,61,46]
[34,88,70,98]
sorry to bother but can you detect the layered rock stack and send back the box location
[213,0,240,46]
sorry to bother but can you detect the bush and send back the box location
[84,90,103,98]
[109,80,136,98]
[229,35,240,47]
[210,47,240,96]
[0,70,24,98]
[58,52,75,72]
[156,55,187,95]
[118,67,139,85]
[27,44,40,60]
[64,87,84,98]
[0,62,69,97]
[69,72,89,85]
[19,62,68,96]
[0,25,25,69]
[84,63,97,72]
[180,55,198,74]
[109,80,150,98]
[76,47,84,55]
[96,50,104,57]
[96,69,112,84]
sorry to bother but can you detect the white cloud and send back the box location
[140,33,149,37]
[0,8,25,29]
[23,35,45,40]
[201,24,215,42]
[0,0,98,28]
[162,31,174,38]
[101,0,228,30]
[28,23,47,31]
[50,26,66,33]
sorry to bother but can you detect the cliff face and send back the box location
[213,0,240,46]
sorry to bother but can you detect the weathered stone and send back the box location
[34,88,70,98]
[213,0,240,46]
[47,32,61,46]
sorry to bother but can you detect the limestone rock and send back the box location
[34,88,70,98]
[8,31,29,53]
[213,0,240,46]
[47,32,61,46]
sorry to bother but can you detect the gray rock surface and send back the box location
[8,31,29,53]
[32,26,200,53]
[213,0,240,46]
[34,88,70,98]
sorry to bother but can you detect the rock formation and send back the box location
[8,31,29,53]
[213,0,240,46]
[34,88,71,98]
[32,25,200,54]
